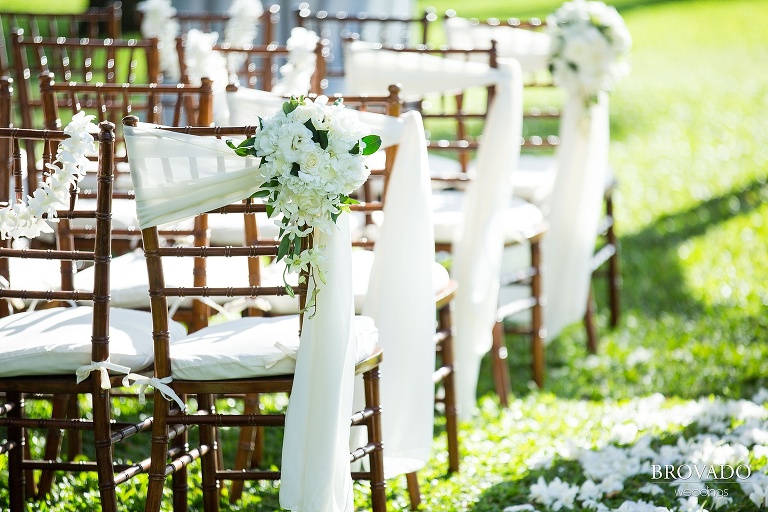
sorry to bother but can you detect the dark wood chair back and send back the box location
[10,33,160,193]
[295,4,437,92]
[0,3,123,79]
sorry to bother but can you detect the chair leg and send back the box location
[364,366,386,512]
[65,393,83,460]
[91,385,118,512]
[438,305,460,474]
[36,394,69,499]
[406,472,422,510]
[23,432,35,500]
[230,393,261,503]
[198,394,220,512]
[171,396,189,512]
[146,394,171,512]
[530,238,545,388]
[605,194,621,328]
[491,321,510,408]
[584,287,599,354]
[8,392,25,512]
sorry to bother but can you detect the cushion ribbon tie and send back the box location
[75,360,132,390]
[122,374,186,412]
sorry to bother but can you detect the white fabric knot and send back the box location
[264,341,298,369]
[75,360,132,389]
[122,374,186,412]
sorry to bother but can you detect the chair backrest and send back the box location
[122,117,304,332]
[11,32,161,128]
[0,115,115,317]
[135,3,281,46]
[344,41,500,185]
[295,4,437,93]
[442,12,561,154]
[11,33,161,193]
[176,34,325,95]
[0,3,123,79]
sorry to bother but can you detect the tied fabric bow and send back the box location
[122,374,187,412]
[75,360,132,390]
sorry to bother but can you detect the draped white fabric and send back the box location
[279,214,357,512]
[444,16,552,73]
[227,87,437,477]
[343,42,524,418]
[544,93,610,338]
[123,122,359,512]
[361,111,435,477]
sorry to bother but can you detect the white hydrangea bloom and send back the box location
[546,0,631,104]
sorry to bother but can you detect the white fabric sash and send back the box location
[544,92,610,338]
[343,42,524,418]
[123,123,359,512]
[444,16,552,73]
[227,87,438,477]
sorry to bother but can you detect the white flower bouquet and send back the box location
[547,0,632,104]
[228,96,381,312]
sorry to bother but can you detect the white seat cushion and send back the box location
[0,306,186,378]
[431,189,544,245]
[5,257,65,291]
[511,154,617,207]
[74,249,256,309]
[170,315,378,380]
[257,250,451,315]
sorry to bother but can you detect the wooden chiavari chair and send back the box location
[444,11,622,351]
[0,119,175,512]
[341,40,547,399]
[224,84,459,508]
[122,115,387,512]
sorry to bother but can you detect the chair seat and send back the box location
[511,153,618,207]
[256,250,451,315]
[431,189,545,245]
[170,315,379,380]
[0,306,186,378]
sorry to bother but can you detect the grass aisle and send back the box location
[2,0,768,510]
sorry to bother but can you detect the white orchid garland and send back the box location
[228,95,381,313]
[546,0,632,106]
[224,0,264,47]
[0,112,98,240]
[136,0,181,82]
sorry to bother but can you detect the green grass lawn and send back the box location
[2,0,768,510]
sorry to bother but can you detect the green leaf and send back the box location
[292,239,303,257]
[277,235,291,262]
[304,119,319,139]
[361,135,382,156]
[285,282,295,298]
[331,211,340,223]
[341,195,360,205]
[317,130,329,150]
[349,142,360,155]
[283,98,300,115]
[250,189,271,198]
[291,163,300,176]
[265,204,275,217]
[333,98,343,106]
